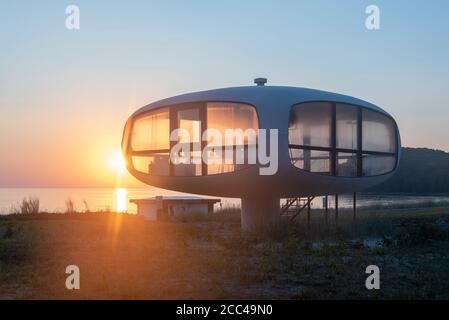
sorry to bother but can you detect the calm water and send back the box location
[1,188,449,215]
[0,187,238,214]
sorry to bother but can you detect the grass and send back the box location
[1,206,449,299]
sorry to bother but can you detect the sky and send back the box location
[0,0,449,187]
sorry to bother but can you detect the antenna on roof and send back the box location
[254,77,267,86]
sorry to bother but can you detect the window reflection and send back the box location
[129,102,258,176]
[289,102,332,147]
[205,102,258,175]
[131,109,169,151]
[132,154,169,175]
[362,110,396,153]
[207,103,258,146]
[289,149,330,174]
[177,108,201,144]
[336,104,358,150]
[174,150,202,176]
[362,154,396,176]
[310,150,330,174]
[205,147,252,175]
[174,108,203,176]
[289,149,304,170]
[289,102,397,177]
[337,152,357,177]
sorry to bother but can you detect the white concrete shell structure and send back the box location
[122,80,401,229]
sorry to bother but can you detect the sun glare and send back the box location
[108,151,127,175]
[116,187,128,213]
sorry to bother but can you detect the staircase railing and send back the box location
[281,197,315,222]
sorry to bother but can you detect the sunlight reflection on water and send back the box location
[0,188,238,214]
[116,188,128,213]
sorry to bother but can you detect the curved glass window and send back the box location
[362,154,396,176]
[289,102,397,177]
[207,103,258,146]
[337,152,357,177]
[289,102,331,148]
[131,109,169,151]
[173,106,203,176]
[336,104,358,150]
[205,102,258,174]
[128,102,258,176]
[362,110,396,153]
[131,154,169,176]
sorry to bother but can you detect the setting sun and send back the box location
[108,151,127,176]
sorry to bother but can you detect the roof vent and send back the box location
[254,78,267,86]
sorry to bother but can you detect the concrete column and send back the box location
[241,197,280,230]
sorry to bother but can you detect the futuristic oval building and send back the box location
[122,79,400,229]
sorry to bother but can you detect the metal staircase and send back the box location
[281,197,315,221]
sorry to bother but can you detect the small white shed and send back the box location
[130,196,221,221]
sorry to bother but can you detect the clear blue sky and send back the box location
[1,1,449,186]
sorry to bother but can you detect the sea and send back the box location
[1,188,449,215]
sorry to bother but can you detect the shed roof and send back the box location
[130,196,221,204]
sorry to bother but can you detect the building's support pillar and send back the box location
[241,197,280,230]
